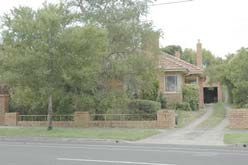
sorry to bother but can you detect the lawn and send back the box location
[224,134,248,144]
[197,103,226,129]
[0,127,160,141]
[176,109,206,128]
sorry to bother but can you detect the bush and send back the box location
[183,84,199,111]
[128,99,161,114]
[174,102,191,111]
[157,93,167,109]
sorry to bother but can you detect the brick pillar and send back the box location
[157,110,175,128]
[198,78,204,108]
[0,94,9,114]
[0,94,9,125]
[74,111,90,128]
[4,112,19,126]
[217,82,223,102]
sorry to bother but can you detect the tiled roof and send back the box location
[159,52,203,75]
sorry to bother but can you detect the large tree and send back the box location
[0,3,108,129]
[70,0,159,101]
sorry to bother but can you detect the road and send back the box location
[0,141,247,165]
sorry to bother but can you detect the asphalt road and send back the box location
[0,141,248,165]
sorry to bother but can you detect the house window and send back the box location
[165,75,178,92]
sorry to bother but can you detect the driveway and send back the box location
[139,104,229,146]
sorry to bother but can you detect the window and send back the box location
[165,75,178,92]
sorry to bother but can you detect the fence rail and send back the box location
[19,115,74,121]
[90,114,157,121]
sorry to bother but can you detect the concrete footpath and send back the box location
[139,105,229,146]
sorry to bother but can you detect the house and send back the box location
[158,41,223,108]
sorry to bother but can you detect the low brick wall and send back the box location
[5,112,19,126]
[3,110,176,129]
[157,110,176,128]
[89,121,158,128]
[229,109,248,129]
[0,114,4,125]
[18,121,74,127]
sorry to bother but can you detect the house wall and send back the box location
[159,72,184,105]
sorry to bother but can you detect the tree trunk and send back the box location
[47,95,53,130]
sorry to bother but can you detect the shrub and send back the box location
[174,102,191,111]
[157,93,167,109]
[183,84,199,111]
[128,99,161,114]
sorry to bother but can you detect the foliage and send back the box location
[181,48,196,64]
[161,45,182,55]
[128,99,161,114]
[0,3,108,115]
[70,0,159,106]
[157,93,167,109]
[183,84,199,111]
[173,102,191,111]
[226,48,248,107]
[0,0,159,115]
[181,48,220,68]
[208,48,248,107]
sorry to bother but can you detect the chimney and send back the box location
[196,40,203,68]
[175,51,181,58]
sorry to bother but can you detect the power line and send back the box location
[150,0,194,6]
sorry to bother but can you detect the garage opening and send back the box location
[204,87,218,104]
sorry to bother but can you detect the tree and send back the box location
[0,3,108,129]
[225,48,248,106]
[181,48,195,64]
[70,0,159,105]
[161,45,182,55]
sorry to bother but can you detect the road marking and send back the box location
[57,158,176,165]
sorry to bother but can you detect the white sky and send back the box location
[0,0,247,57]
[149,0,248,57]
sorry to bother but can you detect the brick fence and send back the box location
[3,110,176,129]
[229,109,248,129]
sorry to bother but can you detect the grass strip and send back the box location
[224,133,248,144]
[0,127,160,141]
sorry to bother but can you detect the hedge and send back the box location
[128,99,161,114]
[183,84,199,111]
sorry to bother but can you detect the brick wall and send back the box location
[5,112,19,126]
[157,110,175,128]
[18,121,74,127]
[74,111,90,128]
[3,111,176,129]
[0,115,4,125]
[229,109,248,129]
[0,94,9,114]
[89,121,157,128]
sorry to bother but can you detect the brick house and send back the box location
[158,41,223,108]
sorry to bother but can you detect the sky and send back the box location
[149,0,248,57]
[0,0,247,57]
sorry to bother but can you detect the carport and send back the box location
[204,87,218,104]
